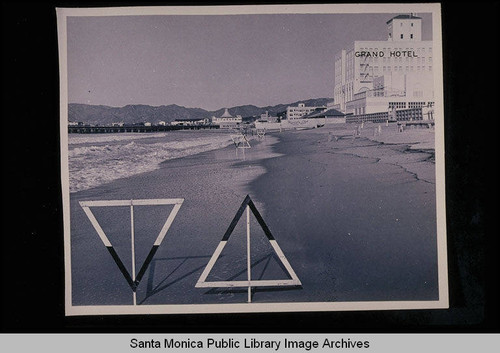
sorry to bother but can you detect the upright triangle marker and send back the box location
[80,198,183,305]
[196,195,301,302]
[231,133,251,148]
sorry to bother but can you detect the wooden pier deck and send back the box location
[68,124,220,133]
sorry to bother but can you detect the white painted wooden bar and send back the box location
[130,203,136,306]
[196,279,300,288]
[246,206,252,302]
[80,198,184,207]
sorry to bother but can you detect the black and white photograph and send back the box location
[57,4,448,316]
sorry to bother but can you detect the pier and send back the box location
[68,124,219,134]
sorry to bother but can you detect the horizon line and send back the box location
[68,97,334,112]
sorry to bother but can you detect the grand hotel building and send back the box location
[333,14,434,115]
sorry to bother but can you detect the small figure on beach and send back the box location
[353,125,360,139]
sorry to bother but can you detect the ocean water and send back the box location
[68,131,235,193]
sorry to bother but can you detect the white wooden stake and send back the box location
[130,202,136,306]
[246,205,251,303]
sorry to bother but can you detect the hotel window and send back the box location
[409,102,425,109]
[389,102,406,109]
[410,34,413,39]
[401,34,404,39]
[411,23,414,27]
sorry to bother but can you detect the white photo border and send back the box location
[57,3,448,316]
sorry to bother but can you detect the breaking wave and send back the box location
[67,131,234,193]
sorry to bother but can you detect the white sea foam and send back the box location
[68,132,234,193]
[68,132,168,145]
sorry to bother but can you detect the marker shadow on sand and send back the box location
[202,253,303,300]
[139,255,212,304]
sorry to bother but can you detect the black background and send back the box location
[2,1,499,333]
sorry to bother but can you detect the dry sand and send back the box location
[69,123,439,307]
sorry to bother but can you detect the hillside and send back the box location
[68,98,333,125]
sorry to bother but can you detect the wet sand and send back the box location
[69,124,439,306]
[249,125,438,303]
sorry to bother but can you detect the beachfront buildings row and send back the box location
[118,109,242,128]
[171,108,244,129]
[333,14,435,120]
[170,117,211,126]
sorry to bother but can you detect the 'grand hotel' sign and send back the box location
[355,50,418,57]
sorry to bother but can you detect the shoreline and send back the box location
[68,123,435,194]
[305,122,436,183]
[68,130,255,193]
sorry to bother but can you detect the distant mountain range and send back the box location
[68,98,333,125]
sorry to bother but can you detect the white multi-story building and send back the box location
[334,14,434,114]
[286,103,326,120]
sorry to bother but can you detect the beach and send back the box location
[69,123,439,306]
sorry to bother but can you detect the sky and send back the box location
[67,12,432,111]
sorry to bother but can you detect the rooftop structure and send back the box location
[303,107,345,119]
[220,108,233,118]
[386,13,422,42]
[212,108,242,129]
